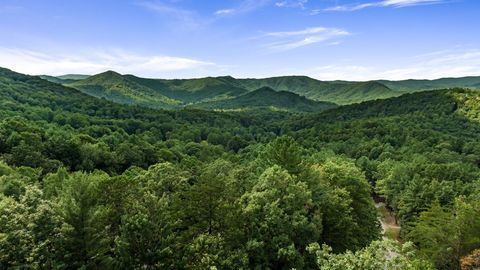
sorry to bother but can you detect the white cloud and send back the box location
[237,0,273,12]
[377,49,480,79]
[215,9,235,15]
[263,27,350,51]
[275,0,308,8]
[382,0,443,7]
[266,27,336,36]
[214,0,272,16]
[303,49,480,80]
[2,47,478,81]
[0,48,215,77]
[324,0,444,12]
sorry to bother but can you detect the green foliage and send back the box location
[407,198,480,270]
[58,172,114,269]
[314,158,380,249]
[308,239,434,270]
[265,136,304,174]
[0,67,283,174]
[0,186,68,269]
[1,68,480,269]
[241,166,318,269]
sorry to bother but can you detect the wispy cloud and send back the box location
[214,0,272,16]
[215,9,235,15]
[0,48,215,77]
[323,0,445,12]
[275,0,308,9]
[263,27,350,51]
[302,49,480,80]
[377,49,480,79]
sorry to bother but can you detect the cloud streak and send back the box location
[214,0,272,16]
[215,9,235,15]
[323,0,445,12]
[263,27,350,51]
[303,49,480,80]
[0,48,215,77]
[275,0,308,9]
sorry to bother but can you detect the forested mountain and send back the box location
[1,67,480,269]
[67,71,181,109]
[40,74,89,85]
[66,72,399,106]
[0,66,289,171]
[235,76,400,104]
[65,72,346,111]
[125,75,249,103]
[192,86,337,112]
[39,75,78,85]
[57,74,90,80]
[46,71,480,110]
[378,76,480,92]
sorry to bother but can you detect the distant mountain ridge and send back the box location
[39,74,90,85]
[378,77,480,92]
[37,69,480,111]
[232,76,398,104]
[61,72,343,112]
[192,86,337,112]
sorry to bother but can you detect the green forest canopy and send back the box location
[1,67,479,269]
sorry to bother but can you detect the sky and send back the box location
[0,0,479,80]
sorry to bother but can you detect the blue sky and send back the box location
[0,0,479,80]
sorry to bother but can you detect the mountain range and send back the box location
[30,69,480,112]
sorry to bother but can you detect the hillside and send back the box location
[378,76,480,92]
[39,75,78,85]
[235,76,400,104]
[125,75,248,103]
[192,86,337,112]
[67,71,181,109]
[39,74,89,84]
[286,88,480,129]
[57,74,90,80]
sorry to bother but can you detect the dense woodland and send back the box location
[1,67,480,269]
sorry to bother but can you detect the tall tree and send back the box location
[59,172,113,269]
[241,166,319,269]
[265,136,303,175]
[408,198,480,270]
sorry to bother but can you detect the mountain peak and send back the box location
[97,70,122,77]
